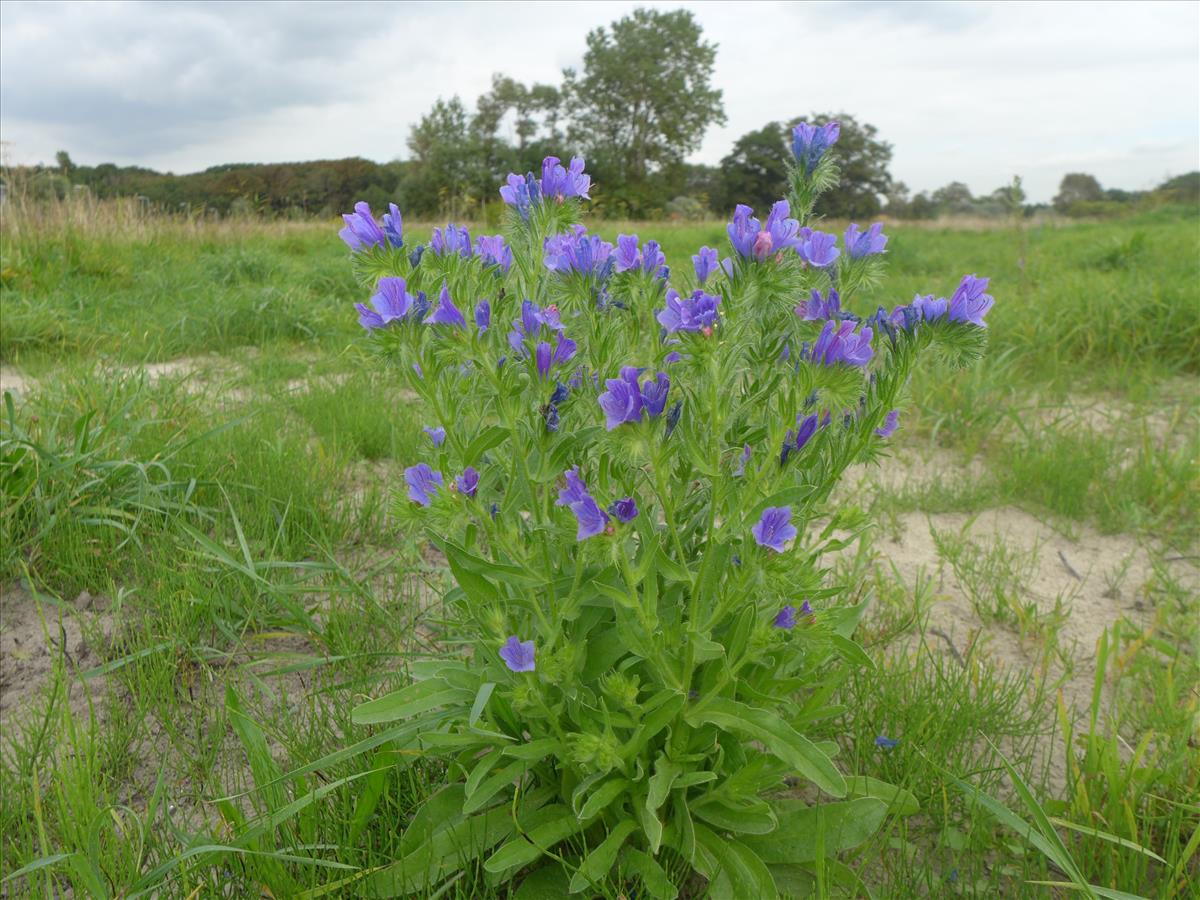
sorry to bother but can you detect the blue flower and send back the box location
[535,334,578,379]
[338,201,389,251]
[423,426,446,446]
[844,222,888,259]
[404,464,443,506]
[474,299,491,333]
[781,413,822,464]
[791,121,840,173]
[773,605,797,629]
[692,246,719,284]
[809,320,874,367]
[543,226,615,278]
[876,410,900,438]
[500,156,590,217]
[425,282,467,329]
[455,467,479,498]
[657,288,720,334]
[795,288,844,322]
[555,467,610,540]
[734,443,751,476]
[608,497,639,523]
[598,367,672,430]
[382,203,404,249]
[947,274,994,327]
[430,223,472,258]
[475,234,513,272]
[640,372,671,418]
[500,636,536,672]
[728,201,803,260]
[798,229,841,268]
[752,506,797,552]
[875,735,900,751]
[355,276,418,331]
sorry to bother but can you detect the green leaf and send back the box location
[569,820,638,893]
[577,777,630,821]
[741,798,888,864]
[469,682,496,728]
[829,633,875,670]
[647,755,681,812]
[465,748,505,799]
[686,698,846,797]
[484,805,584,874]
[352,680,472,725]
[512,864,572,899]
[692,796,778,834]
[504,737,562,762]
[693,823,778,900]
[844,776,919,816]
[462,759,529,815]
[464,425,510,465]
[620,847,678,900]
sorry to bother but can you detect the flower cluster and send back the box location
[500,156,591,219]
[555,467,637,540]
[844,222,888,259]
[339,201,404,252]
[728,201,803,260]
[808,319,875,367]
[597,367,671,430]
[475,234,512,272]
[543,226,615,279]
[355,276,428,331]
[657,288,720,335]
[614,234,669,280]
[791,121,840,173]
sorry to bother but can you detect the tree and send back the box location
[715,113,893,219]
[564,8,725,211]
[55,150,75,177]
[930,181,975,214]
[404,97,478,217]
[1053,173,1103,212]
[1154,171,1199,205]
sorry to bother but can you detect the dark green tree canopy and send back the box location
[564,8,725,203]
[1053,172,1104,211]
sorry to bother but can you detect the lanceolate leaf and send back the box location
[352,680,473,725]
[741,798,888,864]
[686,698,846,797]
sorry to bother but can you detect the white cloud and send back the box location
[1,0,1196,201]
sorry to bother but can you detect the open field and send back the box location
[1,206,1198,896]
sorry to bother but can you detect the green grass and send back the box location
[1,208,1197,897]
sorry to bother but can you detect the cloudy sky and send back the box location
[2,0,1197,202]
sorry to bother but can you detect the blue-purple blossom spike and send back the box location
[543,225,615,278]
[615,234,641,273]
[844,223,888,259]
[774,605,797,629]
[795,288,843,322]
[382,203,403,249]
[355,276,417,331]
[499,636,536,672]
[798,229,841,268]
[555,467,611,539]
[598,367,644,430]
[947,274,994,327]
[429,223,472,258]
[693,246,719,284]
[728,201,803,260]
[475,234,513,272]
[404,464,443,507]
[339,201,387,252]
[876,410,900,438]
[752,506,797,552]
[640,372,670,417]
[424,426,446,446]
[426,282,467,329]
[875,735,900,750]
[608,497,638,523]
[657,289,720,334]
[556,467,590,507]
[455,467,479,498]
[810,320,874,367]
[791,121,841,173]
[500,156,590,216]
[474,299,491,333]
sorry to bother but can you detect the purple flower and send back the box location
[615,234,641,273]
[810,320,874,367]
[795,288,843,322]
[782,413,821,464]
[598,367,644,429]
[404,464,443,507]
[382,203,404,249]
[541,156,591,201]
[728,201,803,260]
[640,372,670,417]
[430,223,472,259]
[947,274,994,327]
[474,299,491,333]
[338,201,388,252]
[774,605,797,629]
[499,172,541,219]
[693,246,719,284]
[799,600,813,617]
[455,467,479,498]
[509,299,565,351]
[734,444,751,476]
[555,468,610,540]
[355,276,418,331]
[876,410,900,438]
[535,334,577,379]
[544,226,615,278]
[798,230,841,268]
[844,223,888,259]
[475,234,512,273]
[791,121,841,173]
[875,735,900,751]
[608,497,639,523]
[752,506,797,553]
[425,282,467,329]
[423,426,446,446]
[657,288,720,334]
[500,636,536,672]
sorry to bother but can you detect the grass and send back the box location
[1,202,1197,897]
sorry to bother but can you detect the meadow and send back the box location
[1,198,1198,897]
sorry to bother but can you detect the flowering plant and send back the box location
[337,126,992,896]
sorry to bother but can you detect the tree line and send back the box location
[5,7,1197,221]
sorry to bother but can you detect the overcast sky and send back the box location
[2,0,1197,203]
